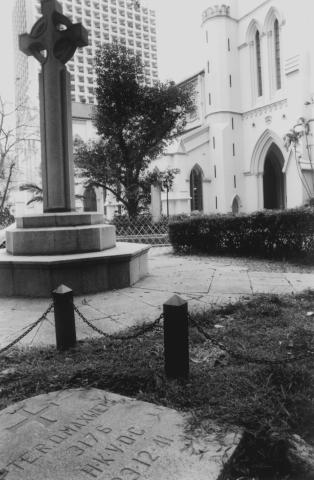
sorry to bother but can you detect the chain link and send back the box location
[190,315,314,365]
[4,301,309,365]
[74,304,163,340]
[0,303,54,355]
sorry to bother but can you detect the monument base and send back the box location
[0,243,149,297]
[6,212,116,255]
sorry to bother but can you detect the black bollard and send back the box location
[163,295,189,380]
[52,284,76,351]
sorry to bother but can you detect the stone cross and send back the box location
[19,0,88,212]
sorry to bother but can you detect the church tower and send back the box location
[202,1,243,213]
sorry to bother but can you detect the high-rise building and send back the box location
[14,0,158,105]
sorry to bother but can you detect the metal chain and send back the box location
[74,304,163,340]
[0,303,54,355]
[190,316,314,365]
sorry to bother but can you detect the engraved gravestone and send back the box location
[0,389,240,480]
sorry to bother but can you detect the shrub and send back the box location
[168,207,314,261]
[0,207,14,229]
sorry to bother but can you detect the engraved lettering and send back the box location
[81,463,103,478]
[92,453,115,466]
[59,425,79,436]
[77,413,98,422]
[6,460,24,471]
[152,434,174,447]
[132,457,151,467]
[67,445,85,456]
[19,451,42,464]
[120,467,140,479]
[96,425,112,434]
[156,434,173,442]
[85,432,98,444]
[90,406,108,415]
[85,410,100,418]
[105,443,124,454]
[78,440,94,448]
[128,427,145,436]
[97,399,110,408]
[117,435,135,445]
[34,443,52,454]
[6,404,58,432]
[70,421,86,429]
[137,450,159,465]
[48,434,67,444]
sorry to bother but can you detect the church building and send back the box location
[153,0,314,216]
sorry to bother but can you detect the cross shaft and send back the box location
[19,0,89,212]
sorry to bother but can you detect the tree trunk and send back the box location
[125,185,140,219]
[0,162,14,212]
[126,199,140,219]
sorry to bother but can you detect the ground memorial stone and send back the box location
[19,0,88,213]
[0,389,240,479]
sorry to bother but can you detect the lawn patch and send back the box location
[1,291,314,479]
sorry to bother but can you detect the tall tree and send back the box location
[0,96,38,218]
[74,42,195,218]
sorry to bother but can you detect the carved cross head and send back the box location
[19,0,88,65]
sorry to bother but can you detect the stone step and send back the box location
[16,212,105,229]
[0,243,149,296]
[6,224,116,255]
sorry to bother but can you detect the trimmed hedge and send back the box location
[168,208,314,261]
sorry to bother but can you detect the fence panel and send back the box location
[110,215,170,246]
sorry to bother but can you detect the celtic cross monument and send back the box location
[0,0,150,297]
[19,0,88,212]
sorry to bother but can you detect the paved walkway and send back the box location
[1,247,314,349]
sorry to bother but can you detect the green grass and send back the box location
[1,291,314,479]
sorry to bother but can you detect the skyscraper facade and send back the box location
[14,0,158,105]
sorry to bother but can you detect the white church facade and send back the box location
[153,0,314,217]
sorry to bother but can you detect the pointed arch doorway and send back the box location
[263,143,285,209]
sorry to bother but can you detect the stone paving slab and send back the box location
[0,388,241,480]
[0,247,313,349]
[285,273,314,291]
[210,272,252,295]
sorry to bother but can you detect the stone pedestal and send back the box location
[12,3,150,299]
[0,213,150,297]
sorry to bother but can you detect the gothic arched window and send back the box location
[255,30,263,97]
[274,19,281,89]
[190,165,203,212]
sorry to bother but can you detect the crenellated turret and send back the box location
[202,4,230,21]
[202,1,240,116]
[201,1,242,213]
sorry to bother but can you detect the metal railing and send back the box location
[110,214,170,246]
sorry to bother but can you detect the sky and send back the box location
[0,0,210,104]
